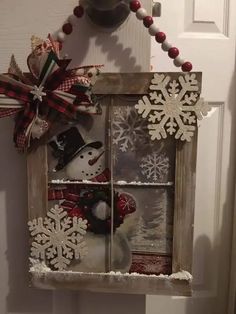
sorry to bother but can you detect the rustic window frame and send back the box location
[27,73,199,296]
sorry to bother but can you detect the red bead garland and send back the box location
[130,0,141,12]
[128,1,193,71]
[182,62,193,72]
[57,1,193,72]
[155,32,166,44]
[62,23,73,35]
[168,47,179,59]
[73,5,84,18]
[143,16,153,28]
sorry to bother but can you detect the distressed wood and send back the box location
[27,72,199,295]
[30,271,192,296]
[93,72,202,95]
[172,131,198,273]
[27,144,48,220]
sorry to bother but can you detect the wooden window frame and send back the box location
[27,73,199,296]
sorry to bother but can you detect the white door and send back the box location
[147,0,236,313]
[0,1,150,314]
[0,1,236,314]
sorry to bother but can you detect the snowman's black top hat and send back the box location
[49,127,102,171]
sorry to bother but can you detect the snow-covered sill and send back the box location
[30,269,192,282]
[49,179,174,187]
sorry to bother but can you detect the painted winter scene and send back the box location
[32,99,176,275]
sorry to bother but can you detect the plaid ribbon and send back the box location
[0,51,92,151]
[0,108,21,117]
[0,74,76,150]
[0,35,102,151]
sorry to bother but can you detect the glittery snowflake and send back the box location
[140,152,169,182]
[113,106,149,152]
[135,73,211,142]
[28,205,88,270]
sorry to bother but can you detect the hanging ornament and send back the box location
[135,73,211,142]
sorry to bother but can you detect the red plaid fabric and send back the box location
[0,80,31,103]
[0,108,21,118]
[91,168,110,183]
[48,185,81,212]
[0,40,101,151]
[0,78,77,150]
[57,76,90,92]
[15,133,27,152]
[48,169,110,210]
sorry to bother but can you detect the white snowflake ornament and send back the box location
[135,73,211,142]
[28,205,88,271]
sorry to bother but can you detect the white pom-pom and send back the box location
[148,24,160,36]
[57,31,66,42]
[136,8,148,20]
[174,56,184,67]
[161,40,172,51]
[92,201,111,221]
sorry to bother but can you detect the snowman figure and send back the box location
[50,127,109,182]
[49,127,138,273]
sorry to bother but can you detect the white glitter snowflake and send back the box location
[135,73,211,142]
[140,152,169,182]
[28,205,88,271]
[113,106,149,152]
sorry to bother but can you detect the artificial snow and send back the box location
[29,258,51,272]
[115,180,173,186]
[50,179,174,186]
[29,262,192,282]
[50,179,109,185]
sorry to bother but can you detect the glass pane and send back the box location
[112,99,176,184]
[111,187,174,275]
[48,99,110,183]
[48,183,112,273]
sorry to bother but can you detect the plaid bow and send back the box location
[0,35,102,151]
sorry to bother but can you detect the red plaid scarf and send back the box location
[49,169,110,211]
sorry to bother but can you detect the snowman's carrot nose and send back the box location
[88,151,104,166]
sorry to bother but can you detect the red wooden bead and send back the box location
[73,5,84,18]
[155,32,166,43]
[62,23,73,35]
[168,47,179,59]
[130,0,141,12]
[182,62,193,72]
[143,16,153,28]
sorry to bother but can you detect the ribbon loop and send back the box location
[0,35,102,151]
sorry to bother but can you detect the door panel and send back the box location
[184,0,230,35]
[148,0,236,313]
[0,1,151,314]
